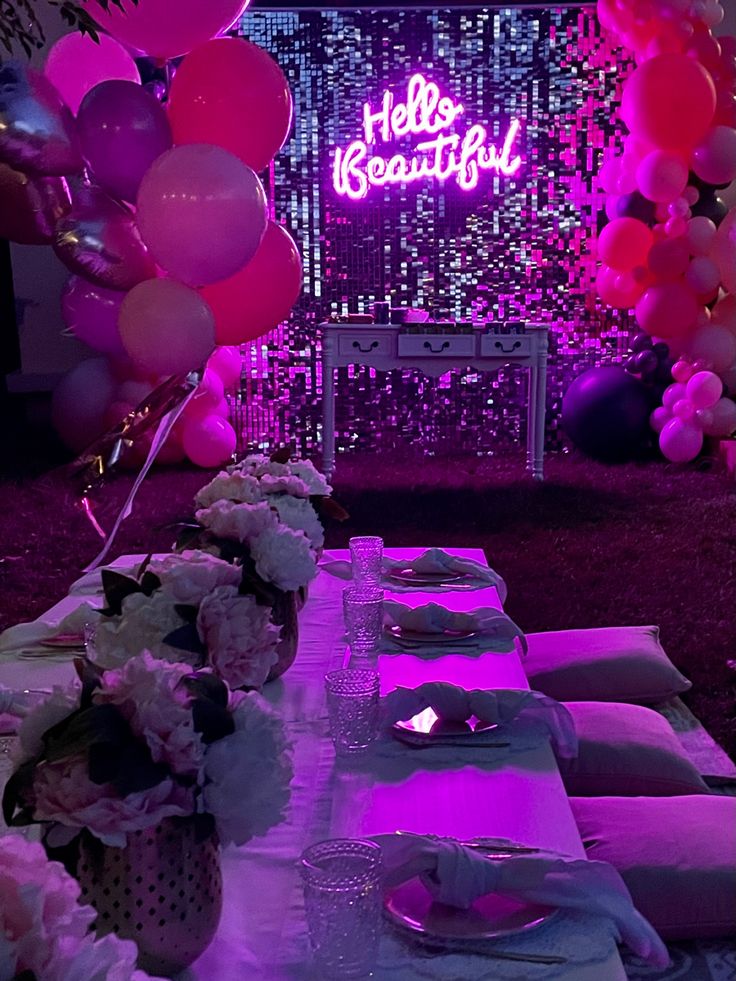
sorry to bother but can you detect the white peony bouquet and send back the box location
[3,653,293,851]
[0,835,165,981]
[88,551,281,690]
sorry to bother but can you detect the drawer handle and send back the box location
[423,340,451,354]
[494,340,523,353]
[352,340,380,353]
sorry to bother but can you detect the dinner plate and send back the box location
[393,707,498,740]
[385,626,477,645]
[39,633,85,649]
[384,877,557,940]
[386,569,465,586]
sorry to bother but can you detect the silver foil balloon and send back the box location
[0,162,71,244]
[0,61,83,176]
[54,185,157,290]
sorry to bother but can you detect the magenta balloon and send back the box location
[61,275,127,357]
[118,278,216,375]
[692,125,736,187]
[635,282,699,340]
[94,0,251,61]
[54,185,156,290]
[136,144,267,287]
[659,417,703,463]
[182,414,237,468]
[686,370,723,410]
[207,346,243,388]
[0,61,82,176]
[44,32,140,115]
[77,81,172,203]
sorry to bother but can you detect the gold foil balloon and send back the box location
[0,61,83,176]
[54,185,157,291]
[0,163,71,244]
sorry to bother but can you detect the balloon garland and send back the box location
[594,0,736,463]
[0,1,303,469]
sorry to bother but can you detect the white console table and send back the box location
[320,322,549,480]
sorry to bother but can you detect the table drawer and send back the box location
[480,334,532,358]
[337,333,393,357]
[397,334,476,358]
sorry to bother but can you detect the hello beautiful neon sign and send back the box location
[332,73,523,200]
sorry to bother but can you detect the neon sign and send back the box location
[332,73,523,200]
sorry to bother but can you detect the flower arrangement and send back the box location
[2,653,293,850]
[88,551,282,689]
[0,834,162,981]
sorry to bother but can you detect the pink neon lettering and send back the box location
[333,73,523,199]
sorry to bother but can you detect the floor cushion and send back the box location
[524,626,691,704]
[570,795,736,940]
[557,702,710,796]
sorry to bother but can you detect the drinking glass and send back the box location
[325,668,380,756]
[349,536,383,588]
[300,838,383,979]
[342,587,383,657]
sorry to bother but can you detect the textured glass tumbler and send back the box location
[342,587,383,656]
[325,668,380,755]
[300,838,383,979]
[349,536,383,588]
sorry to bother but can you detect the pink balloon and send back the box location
[119,279,216,375]
[182,415,237,468]
[659,417,704,462]
[702,397,736,436]
[712,294,736,334]
[712,206,736,294]
[673,398,695,420]
[598,218,653,271]
[686,369,723,409]
[671,360,694,383]
[51,357,116,452]
[168,38,293,173]
[650,405,672,433]
[61,276,126,357]
[44,32,139,115]
[93,0,251,61]
[662,382,687,408]
[685,216,717,256]
[636,282,699,339]
[621,54,716,151]
[636,150,688,203]
[691,126,736,186]
[184,368,225,420]
[687,324,736,372]
[685,256,721,296]
[136,144,267,287]
[201,221,303,344]
[647,238,690,281]
[207,346,242,388]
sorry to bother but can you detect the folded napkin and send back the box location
[382,600,527,656]
[0,603,98,656]
[381,683,577,759]
[371,833,669,968]
[320,548,507,599]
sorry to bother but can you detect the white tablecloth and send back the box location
[0,549,626,981]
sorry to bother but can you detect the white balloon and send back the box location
[702,397,736,437]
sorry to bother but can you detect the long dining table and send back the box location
[0,547,627,980]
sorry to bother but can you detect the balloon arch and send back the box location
[563,0,736,463]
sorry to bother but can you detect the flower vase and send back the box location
[76,817,222,977]
[267,590,299,682]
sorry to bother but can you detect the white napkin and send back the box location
[382,600,527,656]
[0,603,98,656]
[372,833,669,968]
[381,683,577,759]
[320,548,507,599]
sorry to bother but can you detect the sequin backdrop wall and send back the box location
[234,6,631,456]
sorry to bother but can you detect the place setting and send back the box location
[380,600,528,657]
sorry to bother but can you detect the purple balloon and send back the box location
[61,275,127,357]
[77,80,172,203]
[561,366,652,462]
[54,184,157,290]
[0,61,82,176]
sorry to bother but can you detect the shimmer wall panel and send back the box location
[234,7,631,455]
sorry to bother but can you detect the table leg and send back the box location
[322,335,336,480]
[526,362,538,477]
[532,342,548,482]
